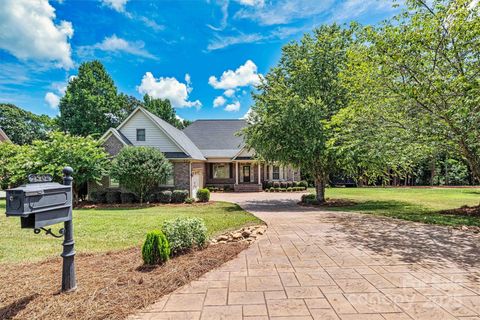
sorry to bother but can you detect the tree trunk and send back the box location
[314,177,326,204]
[430,159,436,186]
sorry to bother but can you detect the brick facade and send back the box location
[173,161,190,191]
[103,134,125,156]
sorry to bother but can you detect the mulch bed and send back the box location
[438,205,480,218]
[0,242,248,320]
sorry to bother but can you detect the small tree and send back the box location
[110,146,172,204]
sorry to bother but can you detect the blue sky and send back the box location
[0,0,399,121]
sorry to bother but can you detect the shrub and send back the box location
[141,230,170,265]
[185,197,195,204]
[298,180,308,189]
[146,193,157,203]
[157,190,172,203]
[274,187,280,192]
[280,181,287,188]
[162,217,208,255]
[273,181,280,188]
[288,181,294,188]
[301,193,317,204]
[269,187,275,192]
[264,181,272,189]
[121,192,136,204]
[294,181,300,187]
[172,190,189,203]
[287,187,292,192]
[90,191,106,203]
[196,188,210,202]
[105,191,121,204]
[265,188,269,192]
[110,146,172,204]
[280,188,287,192]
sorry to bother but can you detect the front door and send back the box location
[243,165,251,183]
[191,170,202,198]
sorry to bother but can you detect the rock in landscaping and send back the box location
[210,225,267,245]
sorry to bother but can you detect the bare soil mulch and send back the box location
[75,201,216,209]
[439,205,480,218]
[0,242,247,320]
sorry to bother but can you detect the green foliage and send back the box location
[343,0,480,182]
[157,190,172,203]
[162,217,208,255]
[0,132,109,200]
[0,103,55,145]
[301,193,319,205]
[89,191,106,204]
[243,24,354,203]
[171,190,189,203]
[141,230,170,265]
[196,188,210,202]
[143,95,189,129]
[298,181,308,189]
[185,197,195,204]
[110,146,172,203]
[58,61,124,137]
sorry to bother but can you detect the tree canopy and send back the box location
[243,24,354,202]
[0,103,56,145]
[143,95,190,129]
[58,60,123,137]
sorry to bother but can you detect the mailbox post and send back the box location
[5,167,77,292]
[61,167,76,292]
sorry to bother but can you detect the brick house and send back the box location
[95,107,300,196]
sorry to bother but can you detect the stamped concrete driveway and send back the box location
[132,192,480,320]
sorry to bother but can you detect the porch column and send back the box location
[257,162,261,185]
[235,162,239,184]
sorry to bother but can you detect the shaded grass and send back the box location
[308,187,480,227]
[0,201,260,264]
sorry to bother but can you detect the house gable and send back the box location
[119,109,183,153]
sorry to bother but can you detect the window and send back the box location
[110,177,120,188]
[213,164,230,179]
[272,166,280,180]
[136,129,146,141]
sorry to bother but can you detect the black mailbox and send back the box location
[6,177,72,229]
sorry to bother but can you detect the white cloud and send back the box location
[45,92,60,109]
[80,35,157,59]
[225,101,241,112]
[207,25,305,51]
[101,0,128,12]
[137,72,202,109]
[236,0,265,6]
[209,60,261,90]
[139,16,165,32]
[224,89,236,97]
[0,0,74,69]
[235,0,334,25]
[331,0,397,21]
[207,0,229,31]
[213,96,226,108]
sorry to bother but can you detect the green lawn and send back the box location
[0,201,260,264]
[317,187,480,227]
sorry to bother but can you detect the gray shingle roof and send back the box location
[142,108,206,160]
[182,120,247,158]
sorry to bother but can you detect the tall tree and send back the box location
[58,60,122,137]
[143,95,188,129]
[346,0,480,181]
[243,24,353,203]
[0,103,55,145]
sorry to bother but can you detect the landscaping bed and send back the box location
[0,242,248,320]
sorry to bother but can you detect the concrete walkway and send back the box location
[132,192,480,320]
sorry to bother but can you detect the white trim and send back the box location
[0,128,10,143]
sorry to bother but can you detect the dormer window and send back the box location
[136,129,146,141]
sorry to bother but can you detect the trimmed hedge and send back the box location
[121,192,136,204]
[172,190,189,203]
[141,230,170,265]
[298,180,309,189]
[185,197,195,204]
[196,188,210,202]
[105,191,121,204]
[157,190,172,203]
[301,193,318,205]
[90,191,106,203]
